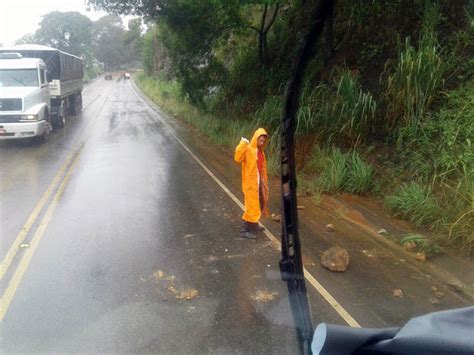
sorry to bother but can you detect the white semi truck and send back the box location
[0,44,84,142]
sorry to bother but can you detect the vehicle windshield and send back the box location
[0,69,39,87]
[0,1,472,354]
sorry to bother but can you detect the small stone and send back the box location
[325,224,335,232]
[297,205,305,210]
[403,241,417,252]
[378,228,388,235]
[271,214,281,222]
[431,286,438,292]
[434,291,444,298]
[393,289,404,298]
[429,297,441,305]
[225,249,228,252]
[362,250,373,258]
[321,247,349,272]
[415,252,426,262]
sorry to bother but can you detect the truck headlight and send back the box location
[20,114,38,121]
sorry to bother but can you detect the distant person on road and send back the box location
[234,128,270,239]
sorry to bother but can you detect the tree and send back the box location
[15,33,37,45]
[245,3,281,66]
[35,11,93,56]
[142,25,171,77]
[92,15,130,70]
[124,18,144,62]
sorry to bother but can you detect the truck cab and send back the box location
[0,53,51,141]
[0,44,84,142]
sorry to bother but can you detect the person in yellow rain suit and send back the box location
[234,128,270,239]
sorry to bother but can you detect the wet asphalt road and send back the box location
[0,78,346,353]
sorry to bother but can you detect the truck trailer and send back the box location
[0,44,84,142]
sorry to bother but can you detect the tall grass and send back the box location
[386,182,440,227]
[345,152,375,194]
[383,37,444,130]
[308,147,374,195]
[386,80,474,254]
[320,148,348,192]
[253,69,376,147]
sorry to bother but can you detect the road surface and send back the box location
[0,78,343,353]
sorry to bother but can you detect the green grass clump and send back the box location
[310,147,374,195]
[320,148,348,193]
[345,152,375,194]
[385,183,440,227]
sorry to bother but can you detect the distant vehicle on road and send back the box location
[0,44,84,142]
[104,73,113,80]
[124,72,131,80]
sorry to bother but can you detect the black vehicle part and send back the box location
[50,98,66,129]
[279,1,334,354]
[312,306,474,355]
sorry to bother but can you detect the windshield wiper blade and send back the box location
[279,1,334,354]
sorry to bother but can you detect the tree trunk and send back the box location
[323,0,334,64]
[258,4,268,67]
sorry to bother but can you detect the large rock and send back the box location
[321,247,350,272]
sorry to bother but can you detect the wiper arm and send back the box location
[279,1,334,354]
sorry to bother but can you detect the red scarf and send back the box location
[257,149,264,177]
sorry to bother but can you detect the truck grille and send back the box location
[0,115,21,123]
[0,98,22,111]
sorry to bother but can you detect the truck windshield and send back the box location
[0,69,39,87]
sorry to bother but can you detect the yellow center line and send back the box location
[0,146,83,322]
[0,152,74,280]
[0,87,108,281]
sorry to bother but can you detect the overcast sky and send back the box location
[0,0,130,46]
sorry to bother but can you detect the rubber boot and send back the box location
[248,222,265,233]
[240,221,256,239]
[255,224,265,232]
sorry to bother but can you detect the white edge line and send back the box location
[130,81,361,328]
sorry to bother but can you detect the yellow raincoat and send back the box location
[234,128,270,223]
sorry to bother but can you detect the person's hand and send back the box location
[241,137,249,144]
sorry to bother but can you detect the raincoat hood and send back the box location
[250,128,268,149]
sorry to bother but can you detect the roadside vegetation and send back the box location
[94,0,474,255]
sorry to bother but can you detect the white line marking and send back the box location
[130,81,361,327]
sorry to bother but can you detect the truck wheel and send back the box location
[76,92,83,113]
[69,95,77,116]
[53,102,66,129]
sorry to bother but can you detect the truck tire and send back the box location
[68,94,77,116]
[53,102,66,129]
[76,92,83,113]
